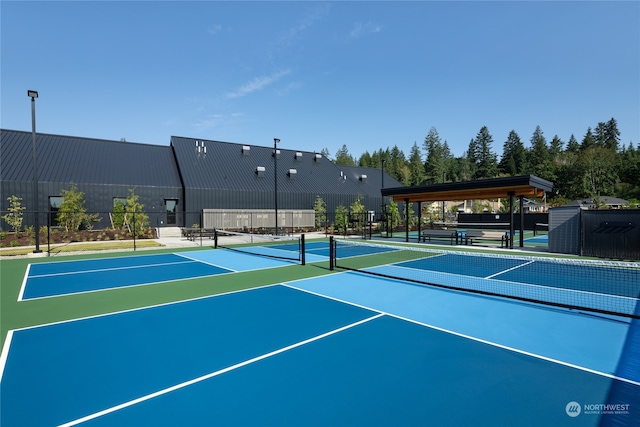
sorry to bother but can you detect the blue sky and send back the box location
[2,1,638,160]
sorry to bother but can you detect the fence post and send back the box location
[329,236,334,270]
[133,205,137,251]
[47,210,51,255]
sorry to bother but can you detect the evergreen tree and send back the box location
[442,141,454,181]
[334,144,356,166]
[423,127,447,183]
[499,130,527,176]
[549,135,564,159]
[358,151,372,167]
[472,126,498,179]
[566,134,579,153]
[604,117,621,151]
[408,142,425,186]
[580,127,596,151]
[527,125,550,178]
[389,145,407,183]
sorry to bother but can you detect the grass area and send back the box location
[0,240,163,256]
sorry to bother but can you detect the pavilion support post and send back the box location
[405,198,410,243]
[509,192,515,249]
[417,201,422,242]
[519,196,525,247]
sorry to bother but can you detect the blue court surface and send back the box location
[19,248,313,301]
[2,279,639,426]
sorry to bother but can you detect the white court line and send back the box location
[485,260,535,279]
[174,252,238,272]
[57,313,384,427]
[0,330,13,384]
[282,282,640,387]
[17,264,31,301]
[27,260,196,279]
[18,253,241,302]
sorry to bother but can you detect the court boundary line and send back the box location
[485,260,535,279]
[22,249,303,302]
[0,330,13,383]
[56,313,384,427]
[17,264,30,301]
[282,282,640,387]
[27,260,196,279]
[19,266,237,302]
[173,252,239,272]
[18,253,194,301]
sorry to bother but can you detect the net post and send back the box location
[213,228,218,248]
[301,234,306,265]
[329,236,335,270]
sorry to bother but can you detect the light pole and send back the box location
[28,90,42,253]
[381,159,387,237]
[273,138,280,235]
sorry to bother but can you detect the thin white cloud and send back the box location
[206,24,224,35]
[350,21,382,39]
[226,69,292,98]
[269,4,330,57]
[194,112,244,129]
[276,81,303,96]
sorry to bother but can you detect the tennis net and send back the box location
[214,229,305,264]
[329,237,640,319]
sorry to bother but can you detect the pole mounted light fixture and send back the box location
[28,89,41,253]
[273,138,280,235]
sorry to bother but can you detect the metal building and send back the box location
[1,129,401,229]
[1,130,183,229]
[169,136,400,227]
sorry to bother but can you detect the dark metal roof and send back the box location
[382,175,553,202]
[337,165,403,197]
[170,136,381,197]
[1,129,182,188]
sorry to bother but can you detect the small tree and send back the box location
[313,196,326,229]
[112,199,126,229]
[387,202,400,230]
[57,184,88,231]
[124,188,149,238]
[2,195,25,235]
[349,195,366,232]
[334,204,348,234]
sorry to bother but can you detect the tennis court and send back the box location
[19,247,313,301]
[2,238,639,426]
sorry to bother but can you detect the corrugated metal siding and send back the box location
[548,207,581,255]
[1,129,182,187]
[172,137,371,195]
[1,129,183,226]
[172,136,396,214]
